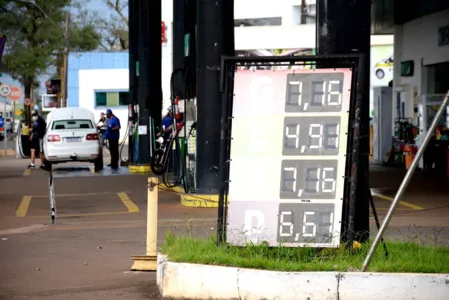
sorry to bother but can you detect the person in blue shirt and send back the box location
[105,109,121,169]
[161,107,174,138]
[0,113,4,141]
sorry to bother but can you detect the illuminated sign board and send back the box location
[227,69,353,248]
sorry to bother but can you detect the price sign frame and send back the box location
[217,55,365,248]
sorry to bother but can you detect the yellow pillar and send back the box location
[131,177,159,271]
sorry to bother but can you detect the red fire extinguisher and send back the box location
[173,96,182,120]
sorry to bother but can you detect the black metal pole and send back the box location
[347,55,365,247]
[128,0,139,164]
[136,0,162,165]
[195,0,234,194]
[316,0,371,242]
[146,0,162,127]
[217,57,230,245]
[172,0,185,98]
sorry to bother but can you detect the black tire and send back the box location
[150,149,165,175]
[94,151,104,171]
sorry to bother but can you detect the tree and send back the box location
[103,0,129,50]
[73,0,129,51]
[0,0,101,99]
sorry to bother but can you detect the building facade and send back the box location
[66,1,396,143]
[393,9,449,122]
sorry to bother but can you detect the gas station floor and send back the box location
[0,157,448,299]
[0,157,214,300]
[368,163,449,243]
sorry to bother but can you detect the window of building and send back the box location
[234,17,282,27]
[291,3,316,25]
[95,91,130,107]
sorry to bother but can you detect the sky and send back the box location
[86,0,112,16]
[90,0,108,11]
[81,0,128,19]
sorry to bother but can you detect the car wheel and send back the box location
[375,69,385,80]
[94,151,104,171]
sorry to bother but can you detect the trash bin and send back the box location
[404,144,417,169]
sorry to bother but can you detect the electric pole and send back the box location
[60,12,70,108]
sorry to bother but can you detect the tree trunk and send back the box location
[24,83,31,98]
[23,79,33,127]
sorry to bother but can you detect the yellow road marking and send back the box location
[16,196,32,217]
[373,208,410,211]
[30,192,128,198]
[23,169,31,176]
[372,192,424,211]
[117,192,139,213]
[16,192,139,218]
[30,211,133,218]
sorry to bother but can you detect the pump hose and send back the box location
[151,68,187,189]
[119,122,131,164]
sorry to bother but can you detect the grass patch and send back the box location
[160,232,449,273]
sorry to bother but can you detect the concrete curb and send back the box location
[180,193,218,208]
[157,254,449,300]
[128,165,151,173]
[0,149,16,157]
[159,185,219,208]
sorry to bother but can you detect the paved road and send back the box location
[0,134,14,152]
[0,157,448,299]
[0,157,214,300]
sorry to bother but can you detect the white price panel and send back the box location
[227,69,353,248]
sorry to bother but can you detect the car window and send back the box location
[52,119,94,130]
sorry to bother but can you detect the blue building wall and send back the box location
[68,52,129,107]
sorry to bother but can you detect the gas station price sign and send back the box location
[227,69,353,248]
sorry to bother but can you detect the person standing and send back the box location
[27,110,48,170]
[96,112,107,129]
[0,113,4,142]
[161,107,174,138]
[96,112,108,147]
[105,109,121,169]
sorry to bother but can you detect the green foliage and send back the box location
[160,232,449,273]
[0,0,101,96]
[69,23,102,52]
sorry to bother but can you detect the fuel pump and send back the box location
[127,103,138,165]
[182,98,197,192]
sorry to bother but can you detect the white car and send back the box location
[43,107,103,170]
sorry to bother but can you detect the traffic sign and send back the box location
[0,84,11,97]
[24,97,32,106]
[8,86,22,101]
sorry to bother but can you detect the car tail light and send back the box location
[86,133,99,140]
[0,127,4,131]
[47,134,61,142]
